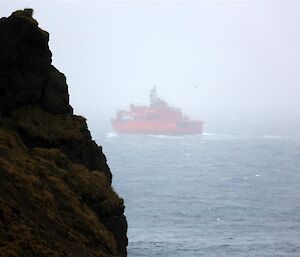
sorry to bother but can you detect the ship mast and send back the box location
[149,86,158,106]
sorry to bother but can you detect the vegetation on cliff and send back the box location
[0,9,127,257]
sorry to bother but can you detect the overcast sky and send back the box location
[2,1,300,134]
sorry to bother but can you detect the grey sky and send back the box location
[2,1,300,134]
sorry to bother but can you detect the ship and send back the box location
[111,87,203,135]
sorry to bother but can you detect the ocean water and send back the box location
[96,133,300,257]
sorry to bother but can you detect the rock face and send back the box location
[0,9,72,116]
[0,9,127,257]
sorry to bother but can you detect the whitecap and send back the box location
[105,132,119,139]
[260,134,283,139]
[147,134,184,139]
[202,132,216,136]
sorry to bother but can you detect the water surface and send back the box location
[97,133,300,257]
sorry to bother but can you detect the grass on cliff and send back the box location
[0,127,123,257]
[11,106,88,144]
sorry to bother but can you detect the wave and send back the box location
[105,132,119,139]
[202,132,217,136]
[103,132,300,142]
[260,134,300,140]
[260,134,285,139]
[147,134,185,139]
[202,133,300,141]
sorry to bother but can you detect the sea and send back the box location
[95,132,300,257]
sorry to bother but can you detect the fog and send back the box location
[2,1,300,135]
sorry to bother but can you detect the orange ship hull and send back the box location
[111,119,203,135]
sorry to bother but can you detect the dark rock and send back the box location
[0,9,72,116]
[0,9,127,257]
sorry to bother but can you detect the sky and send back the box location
[2,1,300,134]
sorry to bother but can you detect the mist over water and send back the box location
[2,1,300,256]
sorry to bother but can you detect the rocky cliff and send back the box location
[0,9,127,257]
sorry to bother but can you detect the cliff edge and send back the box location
[0,9,127,257]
